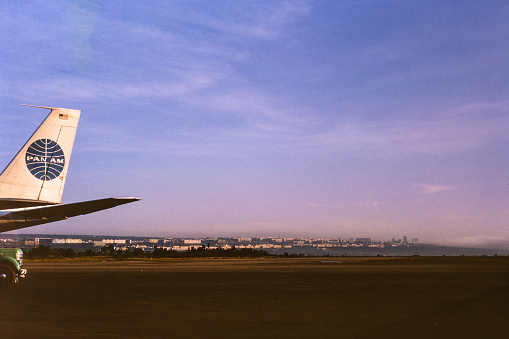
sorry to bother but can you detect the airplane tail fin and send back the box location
[0,105,81,204]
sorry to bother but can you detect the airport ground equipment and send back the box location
[0,248,26,289]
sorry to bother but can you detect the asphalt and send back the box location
[1,257,508,338]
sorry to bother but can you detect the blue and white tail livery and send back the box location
[0,105,139,233]
[0,105,80,205]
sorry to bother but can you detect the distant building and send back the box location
[103,239,126,244]
[355,238,371,245]
[170,245,193,251]
[24,238,37,246]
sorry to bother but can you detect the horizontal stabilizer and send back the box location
[0,198,55,210]
[0,197,139,233]
[16,197,140,219]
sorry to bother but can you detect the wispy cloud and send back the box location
[307,99,509,157]
[189,1,311,40]
[413,184,457,195]
[7,1,506,160]
[66,1,100,72]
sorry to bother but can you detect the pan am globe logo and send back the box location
[25,139,65,181]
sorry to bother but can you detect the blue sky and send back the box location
[1,1,508,248]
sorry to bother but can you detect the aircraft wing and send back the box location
[13,197,140,219]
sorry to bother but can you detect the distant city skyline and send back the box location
[1,1,508,249]
[3,233,507,256]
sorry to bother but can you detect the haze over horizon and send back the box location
[1,1,508,249]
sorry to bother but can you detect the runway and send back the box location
[1,257,508,338]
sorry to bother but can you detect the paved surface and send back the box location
[1,257,508,338]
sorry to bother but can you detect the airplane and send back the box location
[0,105,139,233]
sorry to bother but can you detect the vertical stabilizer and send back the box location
[0,105,81,204]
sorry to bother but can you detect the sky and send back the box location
[1,1,508,248]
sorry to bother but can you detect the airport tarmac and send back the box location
[1,257,508,338]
